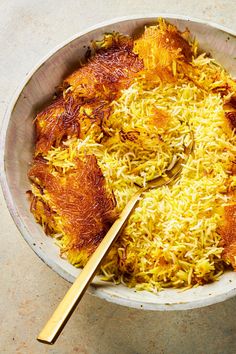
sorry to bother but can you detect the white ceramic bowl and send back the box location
[1,15,236,311]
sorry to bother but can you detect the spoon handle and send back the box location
[37,189,142,344]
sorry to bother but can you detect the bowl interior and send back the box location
[1,15,236,310]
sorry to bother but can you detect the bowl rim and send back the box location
[1,14,236,311]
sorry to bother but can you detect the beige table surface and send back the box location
[1,1,236,353]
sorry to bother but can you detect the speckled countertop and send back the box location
[1,1,236,353]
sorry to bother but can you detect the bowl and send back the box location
[1,15,236,311]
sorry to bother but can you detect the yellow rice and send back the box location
[36,25,236,292]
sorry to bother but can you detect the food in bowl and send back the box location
[27,19,236,292]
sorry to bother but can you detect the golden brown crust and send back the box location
[160,30,192,61]
[220,204,236,268]
[221,93,236,268]
[35,96,80,155]
[28,156,116,255]
[34,36,143,155]
[64,37,143,101]
[224,95,236,129]
[225,111,236,130]
[228,96,236,109]
[133,22,193,84]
